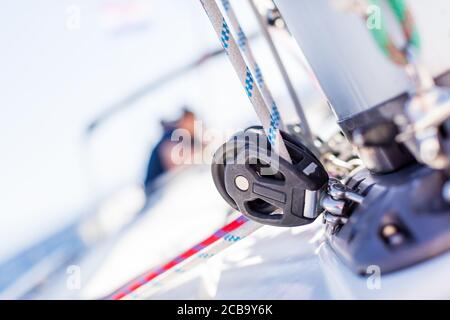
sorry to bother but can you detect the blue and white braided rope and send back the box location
[200,0,292,163]
[220,0,287,134]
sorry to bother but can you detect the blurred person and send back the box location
[143,107,200,195]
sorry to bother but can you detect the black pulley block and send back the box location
[211,127,328,227]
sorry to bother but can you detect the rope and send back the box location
[201,0,292,162]
[366,0,420,65]
[107,215,260,299]
[106,0,299,300]
[220,0,287,133]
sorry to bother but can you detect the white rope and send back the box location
[200,0,292,162]
[122,216,261,299]
[220,0,288,134]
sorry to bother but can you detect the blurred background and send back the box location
[0,0,327,299]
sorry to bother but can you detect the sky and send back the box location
[0,0,314,262]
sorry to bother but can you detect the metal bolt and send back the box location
[381,224,405,246]
[328,179,364,204]
[381,224,398,238]
[322,196,346,216]
[235,176,249,191]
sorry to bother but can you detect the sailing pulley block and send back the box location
[211,127,328,227]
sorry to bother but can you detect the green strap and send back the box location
[367,0,421,65]
[389,0,421,48]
